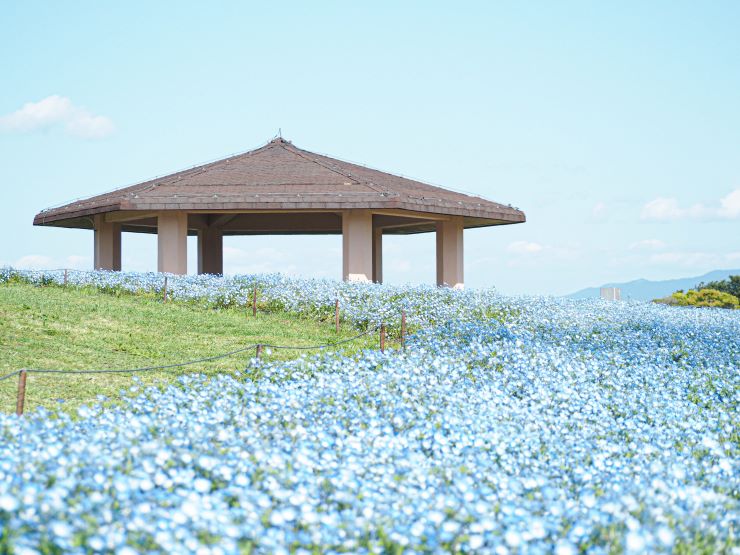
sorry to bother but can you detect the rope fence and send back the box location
[0,370,20,383]
[3,272,412,415]
[5,308,408,416]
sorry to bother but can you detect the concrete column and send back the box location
[157,212,188,275]
[372,226,383,284]
[436,217,464,288]
[342,210,373,282]
[93,214,121,271]
[197,227,223,275]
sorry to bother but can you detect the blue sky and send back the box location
[1,1,739,294]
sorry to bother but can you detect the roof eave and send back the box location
[33,202,122,226]
[32,198,525,228]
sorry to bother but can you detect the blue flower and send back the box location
[0,268,738,553]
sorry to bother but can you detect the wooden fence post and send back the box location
[163,276,168,303]
[401,310,406,349]
[335,299,340,333]
[63,269,68,286]
[252,287,257,317]
[380,324,386,353]
[16,370,27,416]
[256,344,262,359]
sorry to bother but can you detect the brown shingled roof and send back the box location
[33,138,525,230]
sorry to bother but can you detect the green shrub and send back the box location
[669,288,739,309]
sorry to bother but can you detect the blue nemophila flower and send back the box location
[0,268,738,553]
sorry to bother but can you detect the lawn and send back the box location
[0,282,381,413]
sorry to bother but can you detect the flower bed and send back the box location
[1,269,738,553]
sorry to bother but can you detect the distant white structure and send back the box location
[600,287,622,301]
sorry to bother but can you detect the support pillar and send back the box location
[93,214,121,271]
[436,217,464,288]
[372,226,383,284]
[197,227,223,275]
[342,210,373,282]
[157,212,188,275]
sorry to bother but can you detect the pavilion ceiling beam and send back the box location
[208,214,238,228]
[188,214,209,230]
[221,213,342,234]
[377,221,437,231]
[104,211,157,223]
[371,209,451,221]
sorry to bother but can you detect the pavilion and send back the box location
[33,138,525,287]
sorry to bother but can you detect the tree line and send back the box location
[658,275,740,309]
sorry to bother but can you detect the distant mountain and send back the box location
[568,269,740,301]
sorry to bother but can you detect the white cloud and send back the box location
[629,239,666,251]
[640,197,708,221]
[641,188,740,222]
[14,255,54,269]
[0,95,115,139]
[718,189,740,219]
[507,240,544,255]
[65,112,115,139]
[12,254,92,270]
[640,197,682,221]
[592,201,607,219]
[504,240,579,269]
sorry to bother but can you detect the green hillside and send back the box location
[0,282,380,413]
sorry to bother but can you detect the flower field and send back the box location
[1,269,738,554]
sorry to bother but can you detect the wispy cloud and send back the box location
[640,197,708,221]
[592,201,607,219]
[12,254,91,270]
[507,240,544,255]
[640,188,740,222]
[13,255,54,269]
[718,189,740,219]
[0,95,115,139]
[503,240,579,268]
[629,239,666,251]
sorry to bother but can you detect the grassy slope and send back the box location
[0,282,381,413]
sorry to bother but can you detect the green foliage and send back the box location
[696,274,740,299]
[658,275,740,309]
[669,288,739,309]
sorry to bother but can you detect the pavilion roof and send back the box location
[33,138,525,228]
